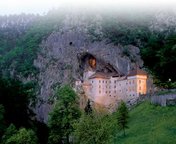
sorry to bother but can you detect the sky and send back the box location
[0,0,176,15]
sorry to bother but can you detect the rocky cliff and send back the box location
[33,12,146,122]
[1,9,176,122]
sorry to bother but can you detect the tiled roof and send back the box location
[89,72,110,79]
[127,68,147,76]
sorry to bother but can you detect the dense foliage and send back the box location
[48,85,81,144]
[141,32,176,86]
[0,105,5,136]
[0,77,35,128]
[74,112,116,144]
[102,17,176,86]
[0,77,47,144]
[0,12,64,77]
[4,127,38,144]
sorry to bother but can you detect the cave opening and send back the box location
[88,56,96,69]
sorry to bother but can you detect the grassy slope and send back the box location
[114,102,176,144]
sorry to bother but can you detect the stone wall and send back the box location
[150,94,176,106]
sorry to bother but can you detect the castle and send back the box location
[76,67,147,111]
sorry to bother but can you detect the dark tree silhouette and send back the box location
[84,99,92,115]
[117,101,129,136]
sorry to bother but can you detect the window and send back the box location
[133,80,134,84]
[99,91,101,94]
[109,81,111,84]
[106,91,107,93]
[114,90,116,93]
[106,81,107,83]
[114,86,116,88]
[139,80,141,84]
[139,87,141,90]
[109,86,111,89]
[99,85,101,88]
[109,91,111,93]
[103,80,104,83]
[99,80,101,83]
[114,80,116,83]
[92,81,93,83]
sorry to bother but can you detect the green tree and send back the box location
[4,128,38,144]
[0,104,5,137]
[1,124,17,143]
[48,85,81,144]
[0,77,34,128]
[84,99,92,115]
[74,112,115,144]
[116,101,129,136]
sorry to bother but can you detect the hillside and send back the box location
[0,9,176,121]
[114,101,176,144]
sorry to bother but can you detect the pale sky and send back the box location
[0,0,176,15]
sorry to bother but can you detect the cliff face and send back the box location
[1,9,176,122]
[34,13,143,122]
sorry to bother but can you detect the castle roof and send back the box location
[127,68,147,77]
[89,72,110,79]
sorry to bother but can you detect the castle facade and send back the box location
[76,68,147,111]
